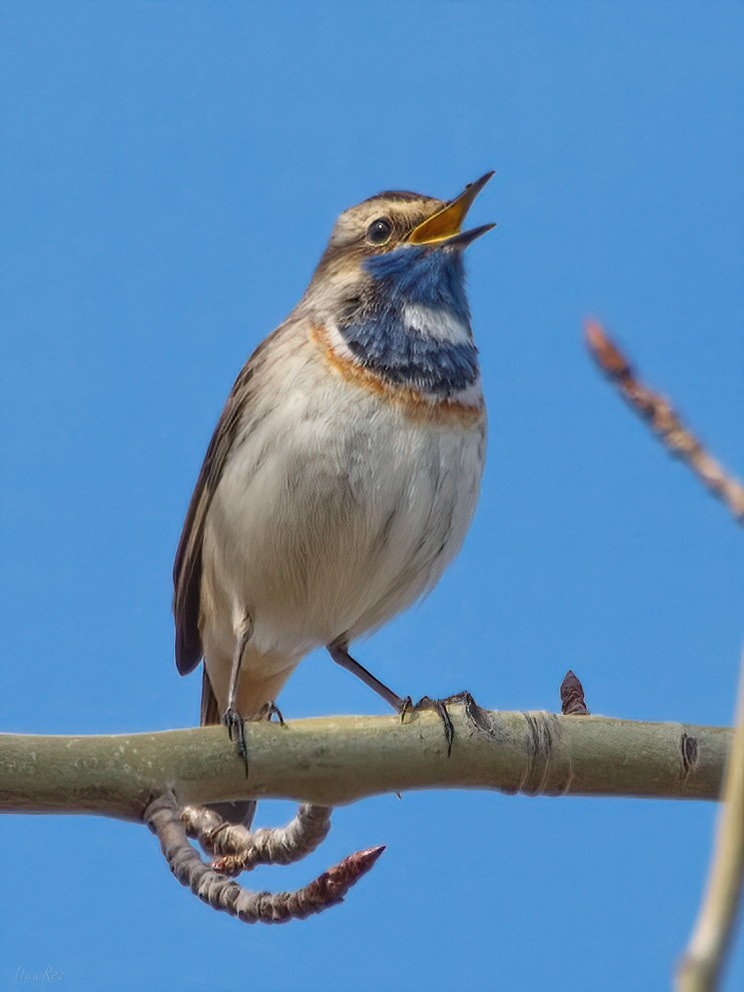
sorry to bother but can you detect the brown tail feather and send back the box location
[200,665,222,725]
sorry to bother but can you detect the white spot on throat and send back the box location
[403,303,470,344]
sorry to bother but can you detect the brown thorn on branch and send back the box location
[181,802,333,876]
[584,319,744,525]
[560,671,590,715]
[146,791,382,924]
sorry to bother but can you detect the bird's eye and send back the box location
[366,217,393,245]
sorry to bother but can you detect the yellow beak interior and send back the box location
[407,171,494,245]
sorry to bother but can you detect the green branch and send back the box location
[0,701,729,820]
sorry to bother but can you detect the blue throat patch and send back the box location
[339,247,479,397]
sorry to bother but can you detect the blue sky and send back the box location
[1,2,742,989]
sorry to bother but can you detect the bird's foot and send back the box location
[258,700,286,726]
[222,706,249,777]
[399,691,484,757]
[399,695,455,756]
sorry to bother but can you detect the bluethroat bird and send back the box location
[173,173,494,822]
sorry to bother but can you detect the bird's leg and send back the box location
[223,614,253,774]
[328,640,464,755]
[257,700,285,726]
[327,640,409,712]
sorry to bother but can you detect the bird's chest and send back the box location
[205,335,485,647]
[214,349,484,545]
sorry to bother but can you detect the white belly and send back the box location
[200,333,486,664]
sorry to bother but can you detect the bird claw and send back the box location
[258,700,286,726]
[398,695,414,723]
[222,706,249,777]
[415,696,455,756]
[399,694,455,756]
[398,691,485,757]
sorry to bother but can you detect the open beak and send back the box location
[407,171,495,247]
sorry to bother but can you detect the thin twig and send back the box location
[146,791,382,924]
[585,319,744,524]
[676,662,744,991]
[181,802,333,875]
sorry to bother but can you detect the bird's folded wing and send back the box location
[172,355,259,675]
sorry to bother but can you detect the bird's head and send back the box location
[304,172,495,324]
[301,173,494,399]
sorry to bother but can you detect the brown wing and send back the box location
[172,360,256,675]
